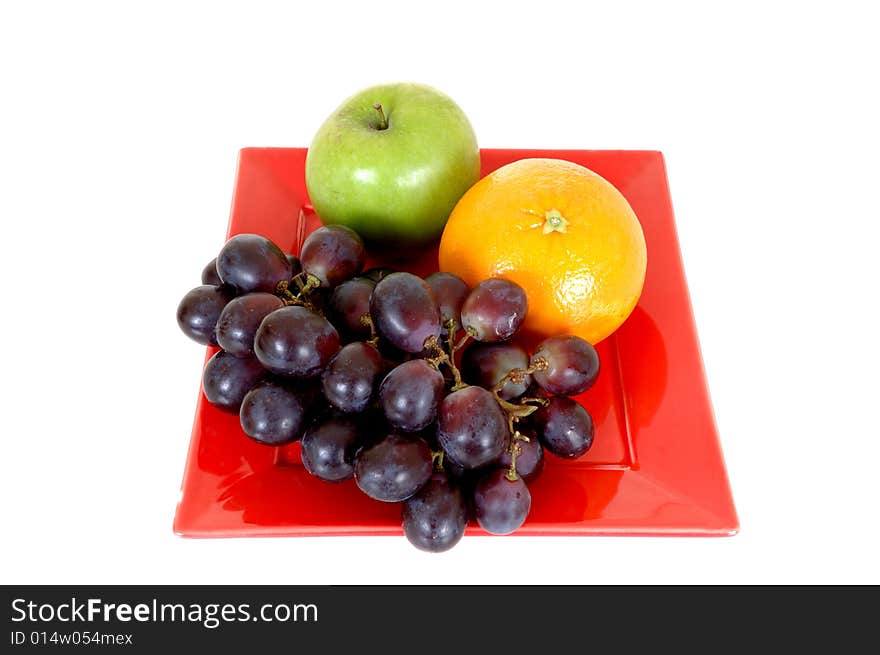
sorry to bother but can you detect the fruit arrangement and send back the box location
[176,82,646,551]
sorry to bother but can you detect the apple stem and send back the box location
[372,103,388,130]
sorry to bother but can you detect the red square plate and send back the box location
[174,148,738,537]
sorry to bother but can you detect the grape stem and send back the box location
[491,357,548,395]
[445,319,460,353]
[276,273,322,311]
[275,279,298,303]
[297,274,321,299]
[425,333,467,391]
[491,359,550,481]
[506,414,531,443]
[455,327,474,352]
[505,420,530,482]
[445,319,471,391]
[518,396,550,407]
[506,441,522,482]
[360,313,380,347]
[431,450,445,473]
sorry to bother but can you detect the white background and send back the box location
[2,1,878,585]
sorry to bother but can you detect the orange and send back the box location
[438,158,647,345]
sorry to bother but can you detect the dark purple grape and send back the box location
[176,285,234,345]
[375,339,409,367]
[321,342,384,413]
[286,254,302,278]
[443,457,484,511]
[379,360,445,432]
[461,342,531,401]
[292,376,330,419]
[215,292,284,357]
[354,433,433,502]
[402,473,468,553]
[328,277,375,339]
[497,434,544,483]
[474,469,531,535]
[530,335,600,396]
[414,422,440,451]
[254,306,340,377]
[302,285,331,317]
[361,267,396,284]
[300,225,366,288]
[532,396,594,458]
[443,456,469,483]
[202,351,266,412]
[216,233,291,294]
[201,258,222,286]
[300,413,363,482]
[239,380,306,445]
[425,272,469,333]
[370,272,441,353]
[460,278,528,343]
[437,386,508,469]
[349,407,387,456]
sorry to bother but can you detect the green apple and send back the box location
[305,83,480,249]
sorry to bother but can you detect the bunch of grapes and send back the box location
[177,228,600,552]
